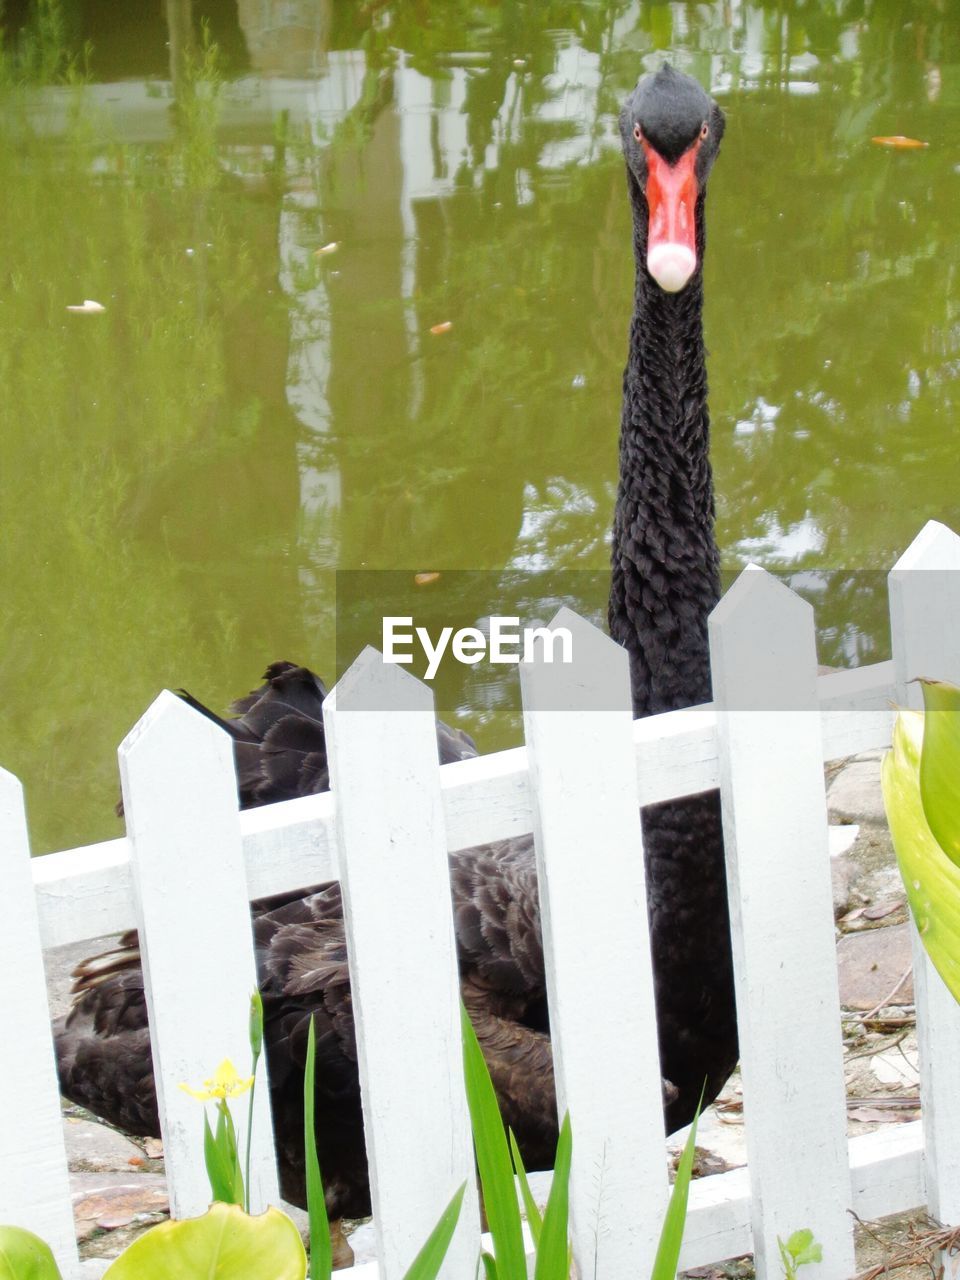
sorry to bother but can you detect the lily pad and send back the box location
[101,1203,306,1280]
[0,1225,63,1280]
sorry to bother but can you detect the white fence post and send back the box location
[118,691,279,1219]
[519,608,668,1280]
[889,518,960,1223]
[0,768,79,1274]
[323,649,480,1280]
[709,568,855,1280]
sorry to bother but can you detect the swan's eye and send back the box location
[633,123,642,143]
[700,121,709,140]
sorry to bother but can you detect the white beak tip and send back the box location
[647,244,697,293]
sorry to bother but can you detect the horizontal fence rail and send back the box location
[32,660,897,951]
[4,520,960,1280]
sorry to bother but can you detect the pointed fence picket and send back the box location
[7,520,960,1280]
[119,691,279,1220]
[323,651,480,1280]
[520,608,668,1279]
[710,569,855,1280]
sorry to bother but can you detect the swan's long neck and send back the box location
[609,182,721,718]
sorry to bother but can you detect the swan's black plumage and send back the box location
[611,65,738,1126]
[55,63,737,1219]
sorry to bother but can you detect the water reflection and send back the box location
[1,0,960,852]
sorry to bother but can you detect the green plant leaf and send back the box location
[793,1242,823,1267]
[778,1236,795,1280]
[204,1109,241,1205]
[785,1229,814,1258]
[508,1129,542,1247]
[779,1230,822,1274]
[304,1015,332,1280]
[534,1112,571,1280]
[480,1251,499,1280]
[0,1225,64,1280]
[918,680,960,868]
[213,1098,244,1206]
[883,709,960,1002]
[651,1098,701,1280]
[401,1182,466,1280]
[460,1003,526,1280]
[249,989,265,1059]
[101,1203,306,1279]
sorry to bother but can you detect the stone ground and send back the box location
[43,748,930,1275]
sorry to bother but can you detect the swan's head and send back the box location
[620,65,725,294]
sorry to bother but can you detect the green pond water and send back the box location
[2,0,959,855]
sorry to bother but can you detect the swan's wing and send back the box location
[253,883,357,1093]
[449,835,545,1019]
[55,934,157,1135]
[251,882,373,1214]
[448,835,560,1167]
[228,662,328,736]
[180,660,476,807]
[252,838,548,1099]
[263,846,557,1177]
[461,975,557,1168]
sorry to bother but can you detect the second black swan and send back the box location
[55,64,738,1222]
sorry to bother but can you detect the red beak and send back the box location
[643,139,700,292]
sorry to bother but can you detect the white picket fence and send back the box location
[4,519,960,1280]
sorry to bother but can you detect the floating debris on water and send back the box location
[871,135,929,149]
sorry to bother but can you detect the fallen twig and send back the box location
[849,964,914,1025]
[848,1210,960,1280]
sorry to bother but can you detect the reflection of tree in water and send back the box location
[315,6,638,582]
[791,570,891,669]
[700,0,960,663]
[6,0,960,95]
[710,53,960,568]
[0,4,300,851]
[1,0,250,78]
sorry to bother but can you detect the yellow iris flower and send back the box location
[179,1057,255,1101]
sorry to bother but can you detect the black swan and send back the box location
[55,63,737,1223]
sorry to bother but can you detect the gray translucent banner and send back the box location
[332,568,894,716]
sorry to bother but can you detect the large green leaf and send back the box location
[508,1129,542,1247]
[304,1016,332,1280]
[533,1112,571,1280]
[401,1182,466,1280]
[918,680,960,868]
[0,1226,63,1280]
[650,1098,701,1280]
[460,1003,526,1280]
[204,1109,242,1206]
[215,1100,244,1206]
[883,708,960,1003]
[101,1203,306,1280]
